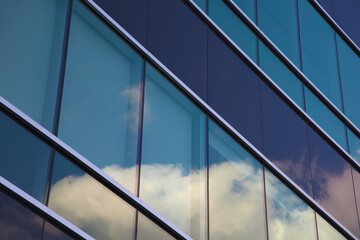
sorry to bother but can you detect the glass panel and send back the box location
[0,111,51,202]
[265,169,317,240]
[208,120,266,240]
[0,0,68,131]
[193,0,207,12]
[316,213,347,240]
[233,0,255,22]
[259,42,304,109]
[208,30,262,149]
[140,64,206,240]
[260,81,312,195]
[58,0,143,193]
[48,152,135,240]
[351,168,360,234]
[336,34,360,129]
[298,0,343,110]
[258,0,301,67]
[43,221,74,240]
[308,128,360,238]
[208,0,258,62]
[147,0,207,100]
[316,0,334,16]
[304,88,348,150]
[137,212,175,240]
[93,0,148,45]
[0,189,43,240]
[347,128,360,163]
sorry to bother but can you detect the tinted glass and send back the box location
[316,213,347,240]
[93,0,148,45]
[208,0,257,61]
[233,0,255,22]
[137,212,175,240]
[208,30,262,149]
[193,0,207,12]
[58,0,143,193]
[308,128,360,237]
[265,170,317,240]
[298,0,343,110]
[304,88,348,150]
[208,120,266,240]
[0,111,51,202]
[0,0,68,131]
[336,34,360,128]
[147,0,207,100]
[258,0,301,67]
[140,64,206,239]
[351,169,360,232]
[48,152,135,240]
[259,42,304,109]
[347,129,360,163]
[260,81,312,195]
[0,189,43,240]
[43,221,74,240]
[316,0,334,16]
[333,0,360,48]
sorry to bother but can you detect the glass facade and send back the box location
[0,0,360,239]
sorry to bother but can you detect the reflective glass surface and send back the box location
[208,120,266,240]
[351,169,360,232]
[316,0,334,16]
[308,128,360,237]
[43,221,74,240]
[193,0,207,12]
[0,111,51,202]
[208,0,257,61]
[259,42,304,109]
[137,212,175,240]
[260,81,312,195]
[58,0,143,193]
[208,30,262,149]
[93,0,148,45]
[147,0,207,100]
[316,213,347,240]
[140,64,206,239]
[258,0,301,67]
[265,170,317,240]
[304,88,348,150]
[336,34,360,128]
[233,0,255,22]
[48,152,135,240]
[298,0,343,110]
[0,0,68,131]
[347,129,360,163]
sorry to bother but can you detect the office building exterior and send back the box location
[1,0,360,239]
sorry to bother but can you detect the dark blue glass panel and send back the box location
[0,189,43,240]
[258,42,304,109]
[93,0,148,45]
[260,81,312,195]
[0,111,51,202]
[0,0,68,131]
[147,0,207,100]
[208,0,258,61]
[298,0,343,110]
[233,0,255,22]
[258,0,301,67]
[316,0,334,16]
[333,0,360,48]
[208,30,262,149]
[308,128,360,237]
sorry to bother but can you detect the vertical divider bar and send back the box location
[205,117,210,240]
[262,166,270,240]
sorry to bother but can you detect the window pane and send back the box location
[304,88,347,150]
[58,0,143,193]
[258,0,301,67]
[260,81,312,195]
[48,152,135,240]
[298,0,342,110]
[316,213,347,240]
[259,42,304,109]
[140,64,206,240]
[347,128,360,163]
[147,0,207,100]
[208,30,262,149]
[316,0,334,16]
[336,34,360,129]
[93,0,148,45]
[43,221,74,240]
[232,0,255,22]
[193,0,207,12]
[265,169,317,240]
[208,0,257,61]
[137,212,175,240]
[0,0,68,131]
[0,111,51,202]
[208,120,266,240]
[308,128,360,238]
